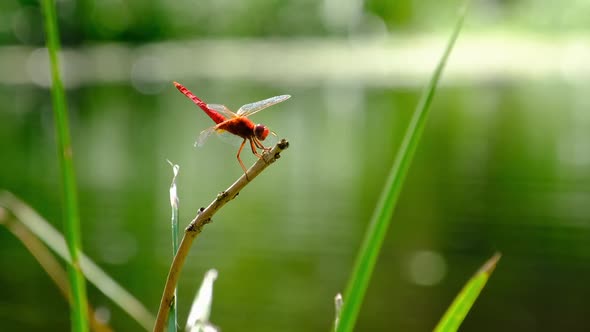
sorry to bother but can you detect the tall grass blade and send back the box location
[434,253,501,332]
[335,6,468,332]
[39,0,89,331]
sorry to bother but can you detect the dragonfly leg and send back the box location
[249,138,263,159]
[253,137,269,152]
[237,138,248,174]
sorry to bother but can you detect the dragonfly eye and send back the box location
[254,124,269,140]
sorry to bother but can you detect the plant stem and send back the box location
[153,139,290,332]
[40,0,89,331]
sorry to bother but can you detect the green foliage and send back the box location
[335,7,467,332]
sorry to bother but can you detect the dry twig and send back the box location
[153,139,289,332]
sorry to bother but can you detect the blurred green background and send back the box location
[2,0,590,331]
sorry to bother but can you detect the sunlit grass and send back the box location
[335,6,468,332]
[39,0,89,331]
[434,253,501,332]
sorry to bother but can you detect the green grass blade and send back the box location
[335,7,468,332]
[40,1,88,330]
[167,161,180,332]
[434,253,501,332]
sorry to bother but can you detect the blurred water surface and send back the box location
[2,78,590,331]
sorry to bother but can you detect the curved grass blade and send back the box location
[0,208,114,332]
[186,269,219,332]
[0,191,155,331]
[40,0,88,330]
[335,6,468,332]
[434,253,501,332]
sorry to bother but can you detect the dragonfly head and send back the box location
[254,124,270,141]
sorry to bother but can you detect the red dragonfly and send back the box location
[174,82,291,174]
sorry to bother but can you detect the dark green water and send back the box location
[1,80,590,331]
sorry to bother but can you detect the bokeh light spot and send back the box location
[406,250,447,286]
[94,306,111,325]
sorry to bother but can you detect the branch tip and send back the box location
[278,139,289,149]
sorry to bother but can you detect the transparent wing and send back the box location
[236,95,291,117]
[207,104,238,119]
[195,126,218,147]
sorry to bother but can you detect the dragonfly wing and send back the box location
[195,126,217,147]
[236,95,291,117]
[207,104,237,119]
